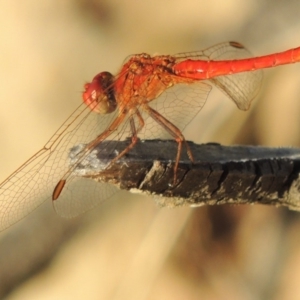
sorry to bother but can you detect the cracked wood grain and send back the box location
[70,139,300,211]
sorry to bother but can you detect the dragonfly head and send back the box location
[83,72,117,114]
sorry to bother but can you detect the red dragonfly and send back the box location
[1,41,300,230]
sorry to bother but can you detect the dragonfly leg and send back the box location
[107,109,145,166]
[141,104,194,185]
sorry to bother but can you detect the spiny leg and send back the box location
[106,109,145,166]
[141,104,194,185]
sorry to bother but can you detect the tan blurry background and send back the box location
[1,1,300,299]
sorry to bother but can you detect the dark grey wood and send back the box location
[70,139,300,211]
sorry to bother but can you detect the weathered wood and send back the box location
[70,139,300,211]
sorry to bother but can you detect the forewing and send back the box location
[0,101,121,229]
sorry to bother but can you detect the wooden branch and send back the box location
[70,139,300,211]
[2,139,299,297]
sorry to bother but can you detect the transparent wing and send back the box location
[0,101,122,229]
[174,42,263,110]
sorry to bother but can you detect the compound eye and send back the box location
[82,72,116,114]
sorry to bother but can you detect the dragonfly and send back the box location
[1,41,300,230]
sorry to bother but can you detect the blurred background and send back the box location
[0,0,300,299]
